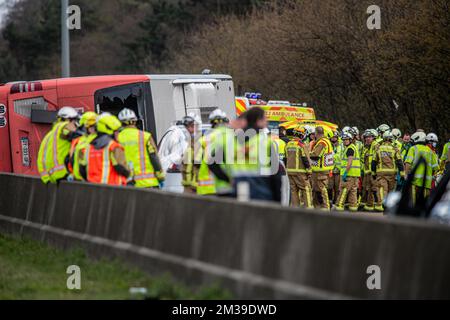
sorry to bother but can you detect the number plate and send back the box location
[21,137,31,167]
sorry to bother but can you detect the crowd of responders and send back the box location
[37,106,450,213]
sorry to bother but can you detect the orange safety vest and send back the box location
[85,140,126,186]
[68,136,81,174]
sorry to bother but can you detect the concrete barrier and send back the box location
[1,173,450,299]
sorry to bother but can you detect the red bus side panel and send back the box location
[0,88,12,172]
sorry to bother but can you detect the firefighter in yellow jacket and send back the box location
[310,126,334,210]
[117,108,164,188]
[336,132,361,212]
[371,131,405,212]
[361,129,377,211]
[329,131,343,205]
[286,126,313,208]
[37,106,79,184]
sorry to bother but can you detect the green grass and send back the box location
[0,234,231,300]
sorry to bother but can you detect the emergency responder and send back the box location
[37,106,79,184]
[232,107,281,202]
[376,124,391,145]
[401,133,412,162]
[335,132,361,212]
[286,126,313,208]
[304,125,315,148]
[68,111,98,181]
[279,125,290,144]
[361,129,377,211]
[79,114,130,185]
[391,128,403,150]
[426,133,440,189]
[440,139,450,174]
[371,131,405,212]
[352,127,364,156]
[272,131,287,164]
[310,126,334,210]
[329,130,343,204]
[180,115,199,194]
[117,108,164,188]
[404,132,439,205]
[206,112,249,198]
[426,133,439,154]
[195,109,229,196]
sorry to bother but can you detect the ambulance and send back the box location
[235,96,250,116]
[0,74,236,176]
[260,104,316,132]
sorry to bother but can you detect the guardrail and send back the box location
[1,173,449,299]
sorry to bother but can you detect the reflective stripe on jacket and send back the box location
[118,127,158,188]
[85,140,127,186]
[341,143,361,177]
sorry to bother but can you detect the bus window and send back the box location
[94,83,145,130]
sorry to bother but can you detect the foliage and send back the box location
[0,0,448,139]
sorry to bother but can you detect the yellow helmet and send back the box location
[293,125,307,139]
[79,112,98,128]
[97,114,122,135]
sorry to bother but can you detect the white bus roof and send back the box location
[148,74,232,81]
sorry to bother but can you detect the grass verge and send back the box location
[0,233,231,300]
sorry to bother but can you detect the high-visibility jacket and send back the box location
[84,139,127,186]
[272,137,286,162]
[37,121,71,184]
[356,140,364,159]
[393,140,402,151]
[196,132,217,195]
[333,142,344,173]
[440,142,450,172]
[118,127,159,188]
[362,143,374,174]
[373,141,402,175]
[286,139,311,174]
[181,139,196,189]
[311,137,334,173]
[401,142,412,162]
[405,144,438,189]
[341,143,361,177]
[370,137,382,153]
[233,132,274,177]
[69,134,97,181]
[210,126,233,194]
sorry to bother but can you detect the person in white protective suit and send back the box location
[158,113,202,192]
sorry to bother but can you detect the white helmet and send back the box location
[57,106,79,120]
[371,129,379,138]
[342,126,351,134]
[342,132,354,140]
[187,112,202,126]
[304,125,315,136]
[377,124,391,134]
[391,128,402,139]
[118,108,138,123]
[363,129,376,138]
[426,133,438,143]
[209,108,227,122]
[383,130,393,140]
[352,127,359,136]
[411,132,427,144]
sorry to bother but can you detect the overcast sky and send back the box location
[0,0,11,26]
